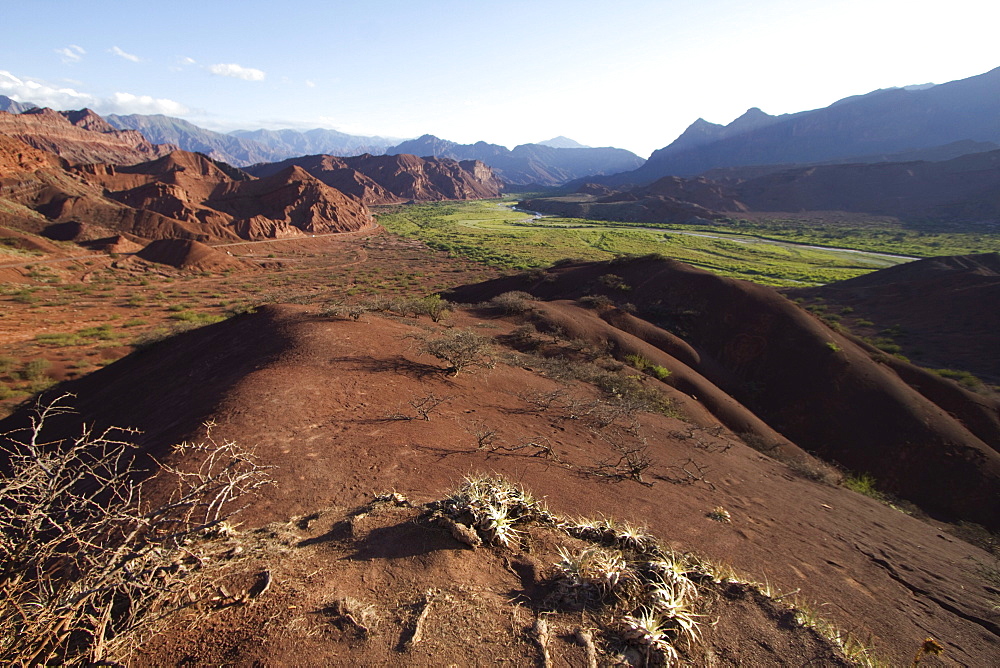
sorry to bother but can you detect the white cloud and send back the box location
[110,46,140,63]
[55,44,86,64]
[0,70,188,116]
[105,92,189,115]
[208,63,265,81]
[0,70,94,107]
[181,56,197,65]
[305,80,316,88]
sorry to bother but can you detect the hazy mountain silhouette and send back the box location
[387,134,644,186]
[104,114,397,167]
[611,66,1000,184]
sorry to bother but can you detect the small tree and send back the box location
[419,329,495,375]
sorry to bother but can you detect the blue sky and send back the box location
[1,0,997,157]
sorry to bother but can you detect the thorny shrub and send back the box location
[419,328,496,375]
[0,395,272,665]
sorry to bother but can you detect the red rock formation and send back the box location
[246,153,504,204]
[209,165,373,237]
[0,108,175,166]
[136,238,247,272]
[0,135,374,242]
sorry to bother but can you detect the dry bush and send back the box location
[0,395,271,665]
[488,291,534,315]
[507,323,540,349]
[373,295,451,322]
[419,329,495,375]
[321,300,370,321]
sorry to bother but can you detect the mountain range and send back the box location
[386,134,645,186]
[90,107,643,187]
[100,112,399,168]
[0,106,502,254]
[524,147,1000,227]
[607,65,1000,184]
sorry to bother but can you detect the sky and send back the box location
[1,0,998,158]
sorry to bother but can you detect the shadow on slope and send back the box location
[1,303,997,664]
[787,253,1000,381]
[445,255,1000,529]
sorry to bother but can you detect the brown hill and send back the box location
[445,256,1000,529]
[521,175,744,225]
[248,154,396,204]
[208,164,373,237]
[731,150,1000,222]
[1,304,996,665]
[135,238,248,272]
[0,108,175,166]
[0,143,375,243]
[75,153,373,239]
[247,153,504,205]
[788,253,1000,381]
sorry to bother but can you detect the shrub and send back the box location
[0,356,15,375]
[18,358,51,381]
[624,353,671,381]
[578,294,614,310]
[0,397,271,664]
[419,329,495,375]
[508,323,540,348]
[597,274,631,291]
[842,472,885,501]
[933,368,983,390]
[489,291,534,315]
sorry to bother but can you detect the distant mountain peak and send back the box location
[618,65,1000,183]
[0,94,38,114]
[689,118,722,130]
[536,136,591,149]
[726,107,779,134]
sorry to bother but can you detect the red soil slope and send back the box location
[445,257,1000,529]
[2,305,996,664]
[788,253,1000,381]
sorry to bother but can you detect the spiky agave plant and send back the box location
[556,545,633,600]
[440,475,548,546]
[478,502,522,547]
[620,607,681,665]
[609,519,658,553]
[646,557,699,601]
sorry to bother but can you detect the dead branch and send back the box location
[532,615,552,668]
[0,395,273,665]
[654,457,716,490]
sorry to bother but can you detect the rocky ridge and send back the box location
[0,108,176,166]
[246,153,504,205]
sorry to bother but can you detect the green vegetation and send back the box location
[625,353,671,380]
[375,200,940,287]
[713,217,1000,257]
[168,310,226,325]
[933,368,984,390]
[842,473,886,502]
[34,324,126,347]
